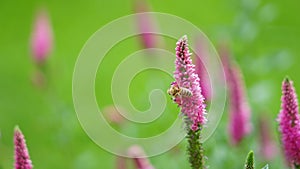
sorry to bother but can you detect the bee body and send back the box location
[167,82,193,99]
[180,87,193,97]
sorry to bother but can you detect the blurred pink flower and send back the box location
[14,126,33,169]
[194,37,211,101]
[258,116,277,160]
[228,65,251,145]
[172,35,206,131]
[133,0,158,49]
[277,78,300,167]
[220,45,251,145]
[30,9,53,64]
[128,145,155,169]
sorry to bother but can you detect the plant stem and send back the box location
[186,127,205,169]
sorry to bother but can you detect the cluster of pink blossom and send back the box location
[278,78,300,167]
[172,35,206,131]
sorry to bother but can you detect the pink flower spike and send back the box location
[227,64,251,145]
[173,35,206,131]
[14,126,33,169]
[277,78,300,167]
[133,0,158,49]
[194,37,212,101]
[220,45,251,145]
[128,145,155,169]
[30,8,53,64]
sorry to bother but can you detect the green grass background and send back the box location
[0,0,300,168]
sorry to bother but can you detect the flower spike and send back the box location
[172,35,206,131]
[14,126,33,169]
[278,77,300,167]
[169,35,207,169]
[30,8,53,64]
[220,44,251,145]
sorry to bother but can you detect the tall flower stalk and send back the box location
[169,35,206,169]
[220,45,251,145]
[277,78,300,168]
[133,0,159,49]
[30,8,53,89]
[14,126,33,169]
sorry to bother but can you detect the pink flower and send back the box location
[220,45,251,145]
[128,145,155,169]
[172,35,206,131]
[277,78,300,167]
[133,0,158,49]
[228,64,251,145]
[14,126,33,169]
[194,37,211,101]
[30,9,53,64]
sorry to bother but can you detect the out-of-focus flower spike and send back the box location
[258,116,277,160]
[277,77,300,167]
[194,36,212,101]
[133,0,160,49]
[14,126,33,169]
[228,63,252,145]
[30,8,53,65]
[128,145,155,169]
[219,43,252,145]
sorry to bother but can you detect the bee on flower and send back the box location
[167,81,193,98]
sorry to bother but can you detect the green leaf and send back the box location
[261,164,269,169]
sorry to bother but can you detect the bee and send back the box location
[167,82,193,98]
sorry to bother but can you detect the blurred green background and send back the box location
[1,0,300,168]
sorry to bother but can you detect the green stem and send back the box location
[186,127,205,169]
